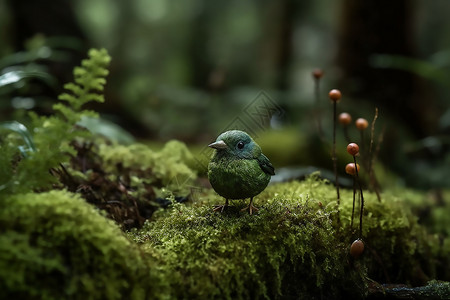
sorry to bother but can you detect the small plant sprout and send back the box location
[339,112,352,143]
[347,143,365,240]
[345,162,360,230]
[312,69,324,137]
[329,89,342,202]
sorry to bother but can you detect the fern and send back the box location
[54,48,111,122]
[0,48,111,196]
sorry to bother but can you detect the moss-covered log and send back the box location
[130,174,450,299]
[0,190,166,299]
[1,174,449,299]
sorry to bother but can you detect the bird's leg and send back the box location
[213,199,229,212]
[240,197,259,215]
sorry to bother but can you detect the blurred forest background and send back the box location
[0,0,449,189]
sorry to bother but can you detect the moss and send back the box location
[367,280,450,298]
[130,174,449,299]
[132,176,367,299]
[1,174,448,299]
[0,190,166,300]
[99,139,197,195]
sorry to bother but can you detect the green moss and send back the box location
[0,190,166,300]
[99,139,197,195]
[132,176,366,299]
[1,174,448,299]
[129,174,449,299]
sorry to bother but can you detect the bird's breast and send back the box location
[208,157,270,200]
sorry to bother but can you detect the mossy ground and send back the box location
[1,173,449,299]
[128,174,450,299]
[132,178,364,299]
[0,190,166,300]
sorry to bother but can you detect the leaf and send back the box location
[0,69,57,94]
[55,48,111,114]
[0,121,36,154]
[77,116,135,144]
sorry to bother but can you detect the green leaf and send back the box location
[77,116,135,144]
[0,69,57,93]
[55,48,111,116]
[0,121,36,154]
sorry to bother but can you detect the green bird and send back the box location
[208,130,275,215]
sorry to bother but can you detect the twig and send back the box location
[368,107,379,174]
[368,108,381,201]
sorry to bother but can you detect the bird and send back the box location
[208,130,275,215]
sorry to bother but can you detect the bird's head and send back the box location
[208,130,259,159]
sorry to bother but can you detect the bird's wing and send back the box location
[257,153,275,175]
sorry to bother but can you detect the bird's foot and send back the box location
[213,204,228,213]
[241,204,259,215]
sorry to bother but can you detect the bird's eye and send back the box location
[237,141,245,149]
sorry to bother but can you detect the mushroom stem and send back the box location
[353,155,364,238]
[350,175,356,230]
[333,102,340,201]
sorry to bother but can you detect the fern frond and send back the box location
[56,48,111,113]
[0,48,112,196]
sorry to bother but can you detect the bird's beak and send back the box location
[208,140,228,150]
